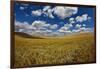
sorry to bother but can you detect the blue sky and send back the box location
[14,2,95,36]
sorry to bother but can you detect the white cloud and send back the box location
[32,9,42,16]
[75,24,81,28]
[15,20,93,37]
[15,21,28,29]
[82,14,88,21]
[76,16,83,22]
[72,29,80,33]
[15,21,36,30]
[69,17,75,24]
[31,6,78,19]
[79,27,93,32]
[15,20,51,35]
[69,18,74,21]
[20,6,24,10]
[72,26,93,33]
[58,23,73,32]
[64,23,73,28]
[58,27,70,33]
[72,28,92,33]
[88,17,91,20]
[75,14,91,22]
[58,23,73,33]
[15,21,36,35]
[29,27,54,37]
[45,29,52,33]
[47,9,54,18]
[33,29,52,33]
[49,24,58,29]
[70,21,75,24]
[32,20,50,29]
[31,6,54,18]
[58,26,67,32]
[43,6,54,18]
[19,29,24,32]
[32,20,58,30]
[82,24,86,27]
[69,24,73,27]
[58,27,72,33]
[53,6,78,19]
[43,6,51,12]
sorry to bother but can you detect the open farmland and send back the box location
[14,32,96,67]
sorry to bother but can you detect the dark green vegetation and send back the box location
[14,32,96,67]
[15,32,43,39]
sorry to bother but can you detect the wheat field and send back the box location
[14,32,96,67]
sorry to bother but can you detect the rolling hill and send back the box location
[15,32,43,39]
[14,32,96,68]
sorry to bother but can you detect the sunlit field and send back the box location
[14,32,96,67]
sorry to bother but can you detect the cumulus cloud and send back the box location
[15,21,29,29]
[76,14,91,23]
[31,6,78,19]
[32,9,42,16]
[53,6,78,19]
[72,27,93,33]
[44,6,77,19]
[64,23,73,28]
[69,18,74,21]
[82,24,86,27]
[82,14,88,21]
[43,6,51,12]
[79,27,93,32]
[15,21,36,35]
[15,20,53,35]
[31,6,54,18]
[43,6,54,18]
[58,23,73,33]
[15,20,93,37]
[32,20,50,29]
[76,16,83,22]
[58,28,72,33]
[44,9,54,18]
[75,24,81,28]
[31,20,58,36]
[47,9,54,18]
[49,24,58,29]
[15,21,36,30]
[32,20,59,30]
[88,17,91,20]
[58,27,68,32]
[20,6,24,10]
[72,29,80,33]
[69,17,75,24]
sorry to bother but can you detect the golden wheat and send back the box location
[14,32,95,67]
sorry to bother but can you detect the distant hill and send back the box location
[15,32,43,39]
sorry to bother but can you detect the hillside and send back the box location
[14,32,96,67]
[15,32,43,39]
